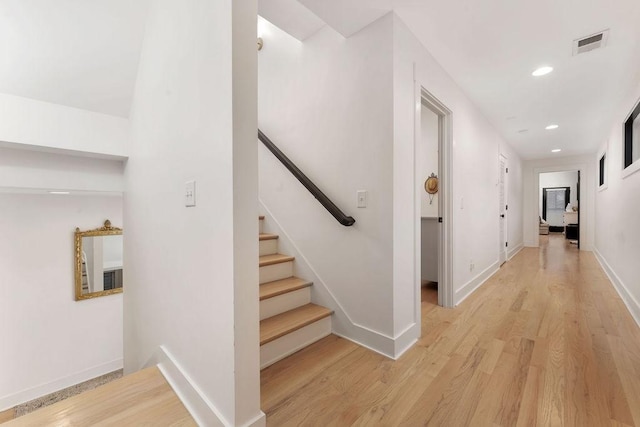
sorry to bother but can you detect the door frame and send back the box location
[533,165,586,248]
[417,88,454,309]
[499,154,508,266]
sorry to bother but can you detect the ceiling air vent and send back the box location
[573,30,609,56]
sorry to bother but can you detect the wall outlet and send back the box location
[185,180,196,207]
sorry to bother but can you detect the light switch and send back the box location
[357,190,368,208]
[185,181,196,207]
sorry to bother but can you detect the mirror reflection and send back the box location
[81,235,123,294]
[75,220,123,301]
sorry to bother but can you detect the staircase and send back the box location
[258,215,333,369]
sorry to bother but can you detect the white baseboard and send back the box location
[333,320,419,361]
[152,346,227,426]
[507,242,524,260]
[331,323,395,359]
[241,412,267,427]
[0,358,123,411]
[594,248,640,327]
[393,323,419,359]
[455,260,500,306]
[149,346,266,427]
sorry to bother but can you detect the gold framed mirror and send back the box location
[75,220,123,301]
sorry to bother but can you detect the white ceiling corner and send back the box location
[297,0,392,38]
[259,0,326,41]
[0,0,150,118]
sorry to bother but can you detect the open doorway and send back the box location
[417,89,453,310]
[539,170,580,248]
[498,154,508,266]
[419,104,440,305]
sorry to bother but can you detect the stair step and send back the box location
[260,277,312,301]
[260,303,333,346]
[259,235,279,256]
[259,215,265,220]
[259,253,294,267]
[259,233,279,241]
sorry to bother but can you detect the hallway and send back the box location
[261,235,640,426]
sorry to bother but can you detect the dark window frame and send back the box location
[624,98,640,169]
[599,153,606,187]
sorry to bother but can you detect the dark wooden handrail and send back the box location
[258,130,355,227]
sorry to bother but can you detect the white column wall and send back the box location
[124,0,261,425]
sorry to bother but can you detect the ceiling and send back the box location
[0,0,149,118]
[1,0,639,158]
[299,0,640,160]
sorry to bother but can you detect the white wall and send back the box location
[0,93,128,159]
[0,194,123,411]
[258,12,524,357]
[124,1,262,426]
[593,79,640,325]
[0,147,124,194]
[523,155,595,250]
[393,14,524,324]
[419,106,439,217]
[539,171,579,219]
[258,15,396,352]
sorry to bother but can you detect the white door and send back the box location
[499,155,508,266]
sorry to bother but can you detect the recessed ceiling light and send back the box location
[517,129,529,133]
[552,149,562,153]
[545,124,559,130]
[532,66,553,77]
[49,191,70,195]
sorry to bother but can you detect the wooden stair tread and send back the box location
[259,253,294,267]
[259,233,279,241]
[259,215,265,220]
[260,303,333,345]
[260,277,312,301]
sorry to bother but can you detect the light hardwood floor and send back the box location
[1,367,195,426]
[261,235,640,426]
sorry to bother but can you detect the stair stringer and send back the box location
[259,200,414,359]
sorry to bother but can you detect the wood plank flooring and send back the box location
[261,235,640,426]
[2,367,195,426]
[0,410,14,424]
